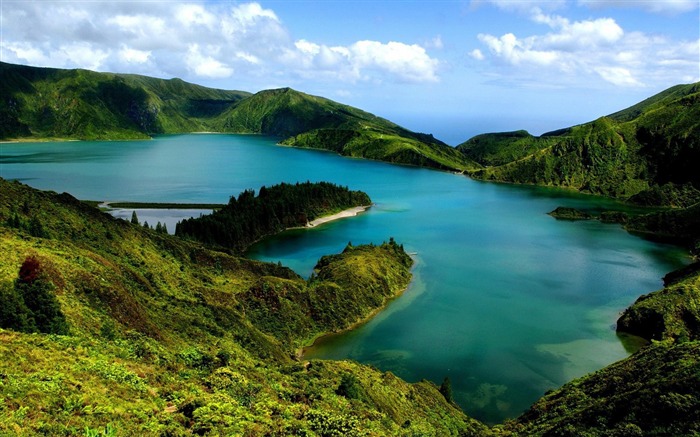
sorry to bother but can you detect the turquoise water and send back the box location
[0,134,689,423]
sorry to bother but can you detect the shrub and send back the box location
[0,256,68,335]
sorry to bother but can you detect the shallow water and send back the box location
[1,134,689,423]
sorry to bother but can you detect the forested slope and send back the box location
[0,62,477,172]
[0,62,249,139]
[460,82,700,206]
[0,178,485,436]
[175,181,371,253]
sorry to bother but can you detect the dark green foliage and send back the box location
[457,130,554,167]
[0,61,249,140]
[154,221,167,234]
[176,181,371,253]
[465,82,700,205]
[336,374,363,400]
[0,62,476,172]
[0,281,35,332]
[547,207,594,221]
[238,239,413,350]
[0,256,69,335]
[625,203,700,251]
[440,377,454,404]
[130,210,138,225]
[507,341,700,436]
[617,263,700,342]
[628,183,700,208]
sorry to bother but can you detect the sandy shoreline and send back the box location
[305,205,370,228]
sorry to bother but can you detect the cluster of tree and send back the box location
[175,181,370,252]
[130,211,168,234]
[0,256,68,334]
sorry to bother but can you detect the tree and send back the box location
[439,377,454,404]
[131,210,139,225]
[336,374,363,400]
[0,282,35,332]
[13,256,69,335]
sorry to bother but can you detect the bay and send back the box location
[0,134,689,424]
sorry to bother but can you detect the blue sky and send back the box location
[1,0,698,144]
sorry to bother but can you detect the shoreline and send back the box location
[296,279,412,360]
[305,205,370,228]
[296,252,419,360]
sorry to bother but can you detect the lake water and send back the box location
[0,134,689,424]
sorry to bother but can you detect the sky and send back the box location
[1,0,699,144]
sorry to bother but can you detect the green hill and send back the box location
[460,82,700,206]
[0,178,485,436]
[0,62,249,140]
[2,179,700,435]
[0,62,476,172]
[212,87,477,171]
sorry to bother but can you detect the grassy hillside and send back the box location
[504,340,700,436]
[617,263,700,342]
[1,62,476,172]
[0,178,485,436]
[461,82,700,206]
[457,130,555,167]
[3,178,700,435]
[214,87,478,171]
[0,62,249,140]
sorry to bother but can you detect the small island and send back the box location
[175,181,372,252]
[547,206,594,220]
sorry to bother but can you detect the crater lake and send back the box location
[0,134,689,423]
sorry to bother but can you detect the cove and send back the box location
[0,134,689,424]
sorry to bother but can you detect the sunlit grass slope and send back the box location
[1,62,478,172]
[0,62,249,140]
[460,82,700,206]
[0,178,484,436]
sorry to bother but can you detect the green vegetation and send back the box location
[0,178,489,436]
[1,62,477,172]
[214,87,478,171]
[617,263,700,342]
[504,340,700,436]
[457,130,555,167]
[282,127,478,171]
[175,181,371,253]
[462,82,700,206]
[547,207,594,221]
[0,62,249,140]
[625,203,700,253]
[3,62,700,434]
[240,239,413,350]
[5,178,699,436]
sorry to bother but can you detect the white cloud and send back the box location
[286,39,439,83]
[0,1,439,86]
[478,33,558,66]
[174,4,216,28]
[473,9,699,87]
[186,44,234,79]
[351,41,439,83]
[595,66,643,86]
[118,46,151,64]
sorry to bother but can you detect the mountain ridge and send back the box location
[0,61,476,172]
[459,81,700,206]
